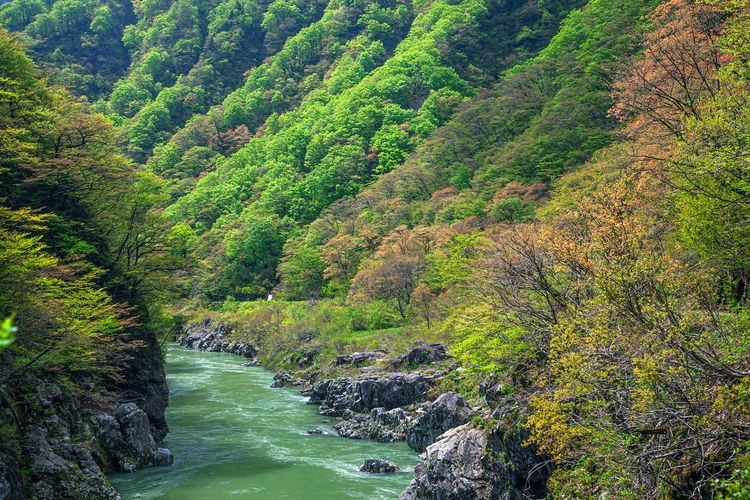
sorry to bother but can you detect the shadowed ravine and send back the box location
[109,346,418,499]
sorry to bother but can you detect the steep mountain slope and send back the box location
[2,0,750,497]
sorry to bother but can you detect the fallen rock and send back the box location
[152,448,173,466]
[395,342,449,366]
[241,358,260,367]
[406,392,473,453]
[360,459,400,474]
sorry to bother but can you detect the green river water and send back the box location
[109,345,418,499]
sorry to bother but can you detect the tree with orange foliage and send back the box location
[610,0,724,140]
[349,226,434,319]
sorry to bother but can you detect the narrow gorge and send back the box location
[1,0,750,497]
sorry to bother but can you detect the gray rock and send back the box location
[334,408,410,442]
[119,460,136,473]
[176,319,256,358]
[90,414,126,452]
[360,459,400,474]
[401,409,552,500]
[114,403,157,468]
[242,358,260,367]
[19,417,121,498]
[401,425,491,500]
[0,478,11,500]
[395,342,449,366]
[406,392,473,453]
[152,448,173,466]
[479,381,506,407]
[31,481,55,500]
[306,374,430,417]
[271,372,304,388]
[333,351,385,366]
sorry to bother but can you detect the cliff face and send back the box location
[0,330,170,500]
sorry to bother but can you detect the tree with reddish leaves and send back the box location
[610,0,725,140]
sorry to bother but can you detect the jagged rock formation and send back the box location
[333,407,410,442]
[333,351,386,366]
[0,372,171,500]
[406,392,474,453]
[303,374,430,417]
[401,414,552,499]
[270,372,306,388]
[401,424,491,500]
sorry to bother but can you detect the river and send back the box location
[109,345,418,499]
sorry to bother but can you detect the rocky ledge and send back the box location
[175,319,256,358]
[393,342,449,367]
[334,407,410,442]
[303,373,431,417]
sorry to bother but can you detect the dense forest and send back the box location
[1,0,750,496]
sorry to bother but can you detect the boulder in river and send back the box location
[360,459,400,473]
[152,448,173,466]
[406,392,473,453]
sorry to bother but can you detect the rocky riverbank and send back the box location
[0,332,170,499]
[174,319,553,499]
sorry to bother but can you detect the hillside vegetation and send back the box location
[2,0,750,495]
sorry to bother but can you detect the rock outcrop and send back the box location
[176,319,256,358]
[400,414,552,499]
[304,373,430,417]
[401,425,491,500]
[332,351,385,366]
[0,375,171,500]
[270,371,306,388]
[484,412,552,500]
[360,459,400,473]
[406,392,473,453]
[394,343,449,367]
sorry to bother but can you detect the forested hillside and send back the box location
[0,28,178,497]
[2,0,750,496]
